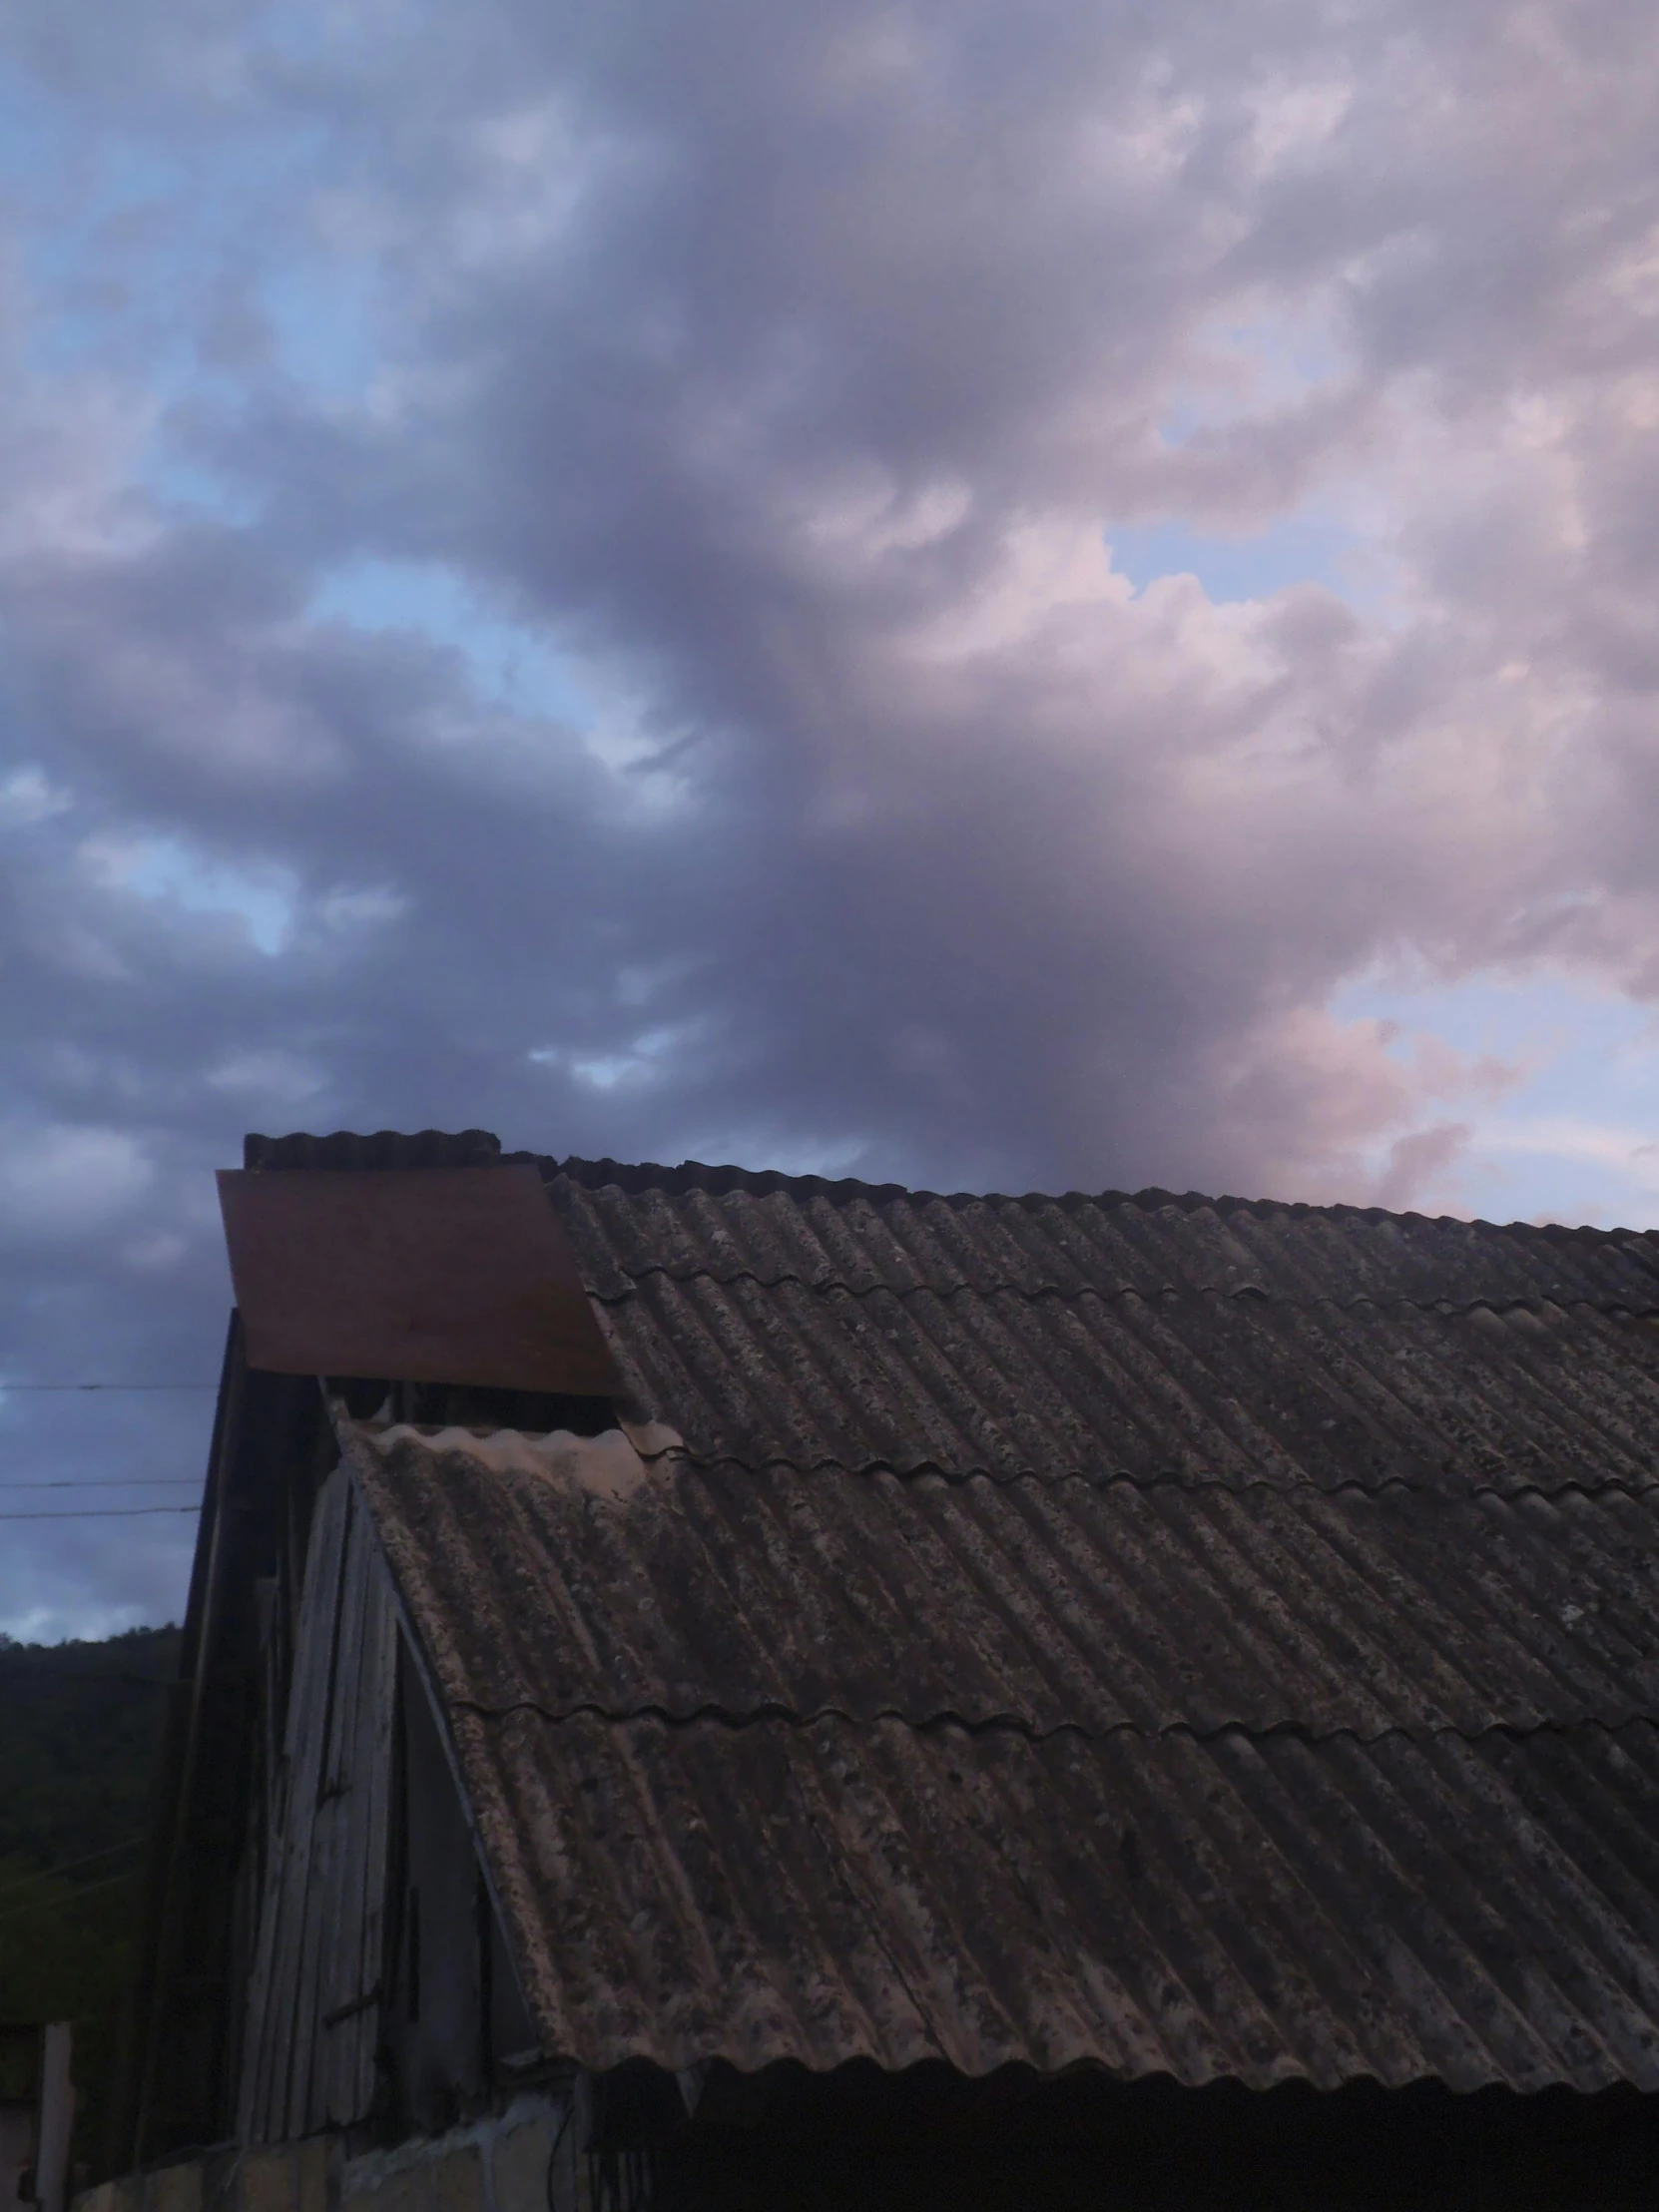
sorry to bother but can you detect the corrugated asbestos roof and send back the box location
[543,1161,1659,1312]
[543,1171,1659,1494]
[591,1280,1659,1495]
[351,1432,1659,1740]
[321,1148,1659,2092]
[450,1710,1659,2092]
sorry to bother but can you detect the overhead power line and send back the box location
[0,1835,147,1910]
[0,1667,174,1689]
[0,1382,217,1391]
[0,1504,201,1521]
[0,1864,144,1928]
[0,1478,203,1490]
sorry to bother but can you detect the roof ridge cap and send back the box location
[229,1135,1659,1243]
[537,1152,1659,1244]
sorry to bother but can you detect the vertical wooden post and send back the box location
[35,2024,73,2212]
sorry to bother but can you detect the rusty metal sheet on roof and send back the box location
[219,1163,619,1392]
[350,1423,1659,1740]
[448,1706,1659,2092]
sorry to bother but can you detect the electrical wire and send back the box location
[0,1478,202,1489]
[0,1667,173,1688]
[0,1504,200,1521]
[0,1383,224,1516]
[0,1865,143,1927]
[0,1836,147,1909]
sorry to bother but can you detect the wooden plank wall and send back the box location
[237,1462,399,2144]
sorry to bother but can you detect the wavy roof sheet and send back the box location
[454,1710,1659,2092]
[319,1149,1659,2092]
[544,1162,1659,1312]
[535,1167,1659,1495]
[353,1431,1659,1741]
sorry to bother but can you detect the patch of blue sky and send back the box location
[122,837,296,955]
[4,59,345,402]
[532,1024,691,1091]
[138,453,263,527]
[0,70,59,187]
[1159,309,1348,448]
[21,145,200,375]
[312,559,596,729]
[1334,969,1659,1229]
[1108,514,1364,605]
[259,257,380,401]
[250,3,337,65]
[124,256,379,521]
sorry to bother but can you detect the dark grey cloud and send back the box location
[2,0,1657,1630]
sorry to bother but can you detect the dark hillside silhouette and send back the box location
[0,1627,180,2173]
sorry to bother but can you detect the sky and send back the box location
[3,0,1659,1638]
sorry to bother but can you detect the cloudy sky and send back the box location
[3,0,1658,1638]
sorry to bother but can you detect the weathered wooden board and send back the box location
[237,1464,398,2142]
